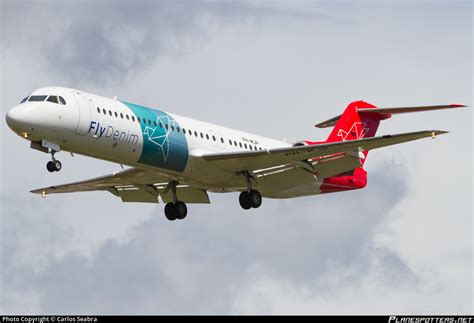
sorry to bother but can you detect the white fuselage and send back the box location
[6,87,292,194]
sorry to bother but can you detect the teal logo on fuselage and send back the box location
[122,101,189,172]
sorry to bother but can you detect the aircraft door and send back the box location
[74,93,92,135]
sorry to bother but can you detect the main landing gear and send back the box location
[46,151,62,172]
[164,181,188,221]
[239,172,262,210]
[164,201,187,221]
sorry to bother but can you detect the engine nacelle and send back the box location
[292,141,309,147]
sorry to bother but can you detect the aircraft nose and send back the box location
[6,105,29,132]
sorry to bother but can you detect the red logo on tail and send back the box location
[337,122,369,141]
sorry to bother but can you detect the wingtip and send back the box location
[451,104,467,108]
[433,130,449,135]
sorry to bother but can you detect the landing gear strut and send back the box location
[239,172,262,210]
[164,181,188,221]
[46,151,62,172]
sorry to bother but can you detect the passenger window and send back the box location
[159,123,163,128]
[165,124,169,130]
[249,145,253,150]
[97,107,100,113]
[114,112,118,118]
[194,131,198,137]
[28,95,47,102]
[131,116,135,122]
[154,121,157,127]
[221,138,224,144]
[182,128,186,134]
[200,133,203,138]
[206,134,209,140]
[177,127,180,133]
[212,135,216,141]
[20,97,29,103]
[229,140,232,145]
[120,113,123,119]
[148,120,151,125]
[137,117,140,122]
[234,141,237,146]
[239,143,242,148]
[47,96,59,104]
[143,119,146,124]
[244,144,248,149]
[171,125,174,131]
[126,114,129,120]
[109,110,112,116]
[102,108,106,114]
[59,96,66,105]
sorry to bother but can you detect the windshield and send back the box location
[28,95,47,102]
[23,94,66,105]
[47,96,59,104]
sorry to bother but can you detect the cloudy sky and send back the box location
[0,0,472,314]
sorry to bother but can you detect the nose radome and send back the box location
[6,105,29,132]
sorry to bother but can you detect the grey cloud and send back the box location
[1,166,416,314]
[1,0,337,87]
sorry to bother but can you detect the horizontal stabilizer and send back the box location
[315,104,465,128]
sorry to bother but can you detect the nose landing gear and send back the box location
[46,151,62,172]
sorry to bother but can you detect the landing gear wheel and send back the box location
[239,191,251,210]
[175,201,187,220]
[53,160,62,172]
[248,190,262,208]
[164,203,177,221]
[46,161,55,172]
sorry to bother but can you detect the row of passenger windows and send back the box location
[96,107,264,151]
[21,95,66,105]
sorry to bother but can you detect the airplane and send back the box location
[5,87,464,221]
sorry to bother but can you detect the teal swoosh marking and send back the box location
[122,101,188,172]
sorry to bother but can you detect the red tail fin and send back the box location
[327,100,381,142]
[313,100,463,194]
[325,100,383,165]
[319,101,384,193]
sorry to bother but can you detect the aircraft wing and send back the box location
[202,130,447,173]
[30,168,210,204]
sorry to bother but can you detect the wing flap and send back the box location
[119,187,158,203]
[313,154,362,178]
[160,187,210,204]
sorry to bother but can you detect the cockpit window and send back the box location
[28,95,47,102]
[47,95,59,104]
[59,96,66,105]
[20,97,29,103]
